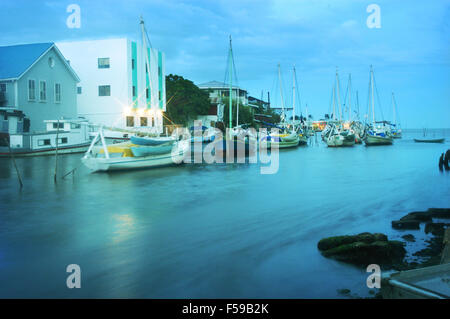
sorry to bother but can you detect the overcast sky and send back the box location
[1,0,449,128]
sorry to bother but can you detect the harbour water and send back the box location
[0,129,449,298]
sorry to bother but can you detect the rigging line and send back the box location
[294,68,303,116]
[365,70,371,125]
[392,94,401,124]
[342,76,349,115]
[328,84,333,116]
[373,72,385,121]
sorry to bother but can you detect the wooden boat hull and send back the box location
[414,138,444,143]
[364,134,393,146]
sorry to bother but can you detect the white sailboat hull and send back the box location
[326,135,344,147]
[82,141,188,172]
[364,135,393,146]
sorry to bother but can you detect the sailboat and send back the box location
[81,18,189,172]
[414,128,445,143]
[363,65,393,146]
[351,90,365,143]
[263,64,300,149]
[292,66,308,146]
[391,92,402,139]
[324,69,355,147]
[215,36,256,158]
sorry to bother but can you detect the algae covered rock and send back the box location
[317,233,406,267]
[400,211,432,222]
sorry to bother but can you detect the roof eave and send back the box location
[16,44,80,83]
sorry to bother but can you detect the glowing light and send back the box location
[123,106,132,116]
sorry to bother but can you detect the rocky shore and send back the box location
[318,208,450,298]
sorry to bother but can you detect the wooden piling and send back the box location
[3,137,23,188]
[54,119,59,183]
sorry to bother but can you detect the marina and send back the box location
[0,129,449,298]
[0,0,449,305]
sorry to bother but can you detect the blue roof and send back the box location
[0,43,54,79]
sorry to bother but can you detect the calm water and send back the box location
[0,129,449,298]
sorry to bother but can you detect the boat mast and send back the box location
[370,65,375,127]
[332,85,336,121]
[392,92,396,127]
[336,68,342,122]
[292,65,296,130]
[228,36,233,130]
[278,63,285,123]
[236,87,239,128]
[140,17,153,111]
[356,90,360,121]
[348,74,352,122]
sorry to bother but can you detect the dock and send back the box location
[381,228,450,299]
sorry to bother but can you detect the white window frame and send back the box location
[28,79,36,101]
[54,83,61,103]
[39,80,47,102]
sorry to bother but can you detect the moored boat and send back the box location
[81,130,189,172]
[130,135,175,146]
[414,138,445,143]
[363,66,393,146]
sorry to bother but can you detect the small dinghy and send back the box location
[130,143,174,157]
[414,138,445,143]
[130,135,175,146]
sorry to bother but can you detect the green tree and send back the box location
[164,74,211,125]
[222,99,255,128]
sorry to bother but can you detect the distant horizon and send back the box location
[1,0,448,128]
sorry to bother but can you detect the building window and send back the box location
[39,81,46,101]
[0,83,6,93]
[71,123,81,129]
[28,79,36,101]
[126,116,134,127]
[146,88,149,99]
[140,117,148,127]
[77,86,82,94]
[98,85,111,96]
[53,122,64,129]
[57,137,68,144]
[38,139,51,146]
[132,59,135,70]
[48,57,55,68]
[98,58,110,69]
[132,86,136,97]
[54,83,61,103]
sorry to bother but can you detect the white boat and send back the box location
[81,128,189,172]
[364,66,393,146]
[264,64,300,149]
[131,135,175,146]
[0,119,91,157]
[324,69,355,147]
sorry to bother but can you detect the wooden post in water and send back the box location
[54,119,60,183]
[3,137,23,188]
